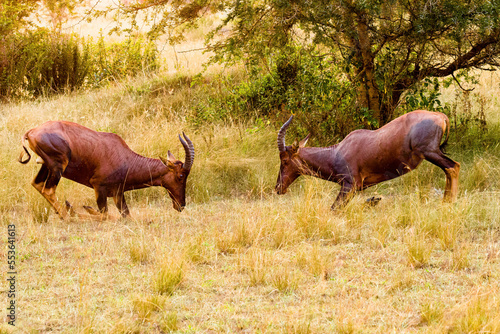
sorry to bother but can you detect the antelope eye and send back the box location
[179,174,184,178]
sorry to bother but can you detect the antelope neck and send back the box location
[298,146,337,181]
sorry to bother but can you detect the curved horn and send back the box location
[277,115,293,153]
[179,132,194,171]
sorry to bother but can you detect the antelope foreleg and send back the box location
[113,192,130,218]
[79,205,112,221]
[64,201,107,221]
[331,182,355,211]
[76,186,112,221]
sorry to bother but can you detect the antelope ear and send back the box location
[299,134,310,148]
[167,150,176,162]
[160,153,175,168]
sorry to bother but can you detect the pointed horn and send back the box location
[179,132,194,171]
[277,115,293,153]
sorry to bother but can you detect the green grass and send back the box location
[1,70,500,332]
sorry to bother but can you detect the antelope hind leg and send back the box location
[444,163,460,202]
[423,151,460,203]
[31,165,70,219]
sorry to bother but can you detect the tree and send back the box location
[0,0,81,35]
[41,0,80,31]
[107,0,500,125]
[0,0,40,36]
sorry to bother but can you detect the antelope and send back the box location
[19,121,194,219]
[275,110,460,209]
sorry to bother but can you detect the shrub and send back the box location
[0,30,91,98]
[0,30,159,100]
[27,32,92,96]
[90,34,159,85]
[191,48,373,145]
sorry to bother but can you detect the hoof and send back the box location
[65,200,77,217]
[365,196,382,206]
[83,205,101,216]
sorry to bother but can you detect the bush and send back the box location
[0,29,159,100]
[90,34,159,85]
[191,48,376,145]
[28,32,92,96]
[0,33,32,98]
[0,30,91,98]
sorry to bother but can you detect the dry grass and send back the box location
[1,177,500,332]
[1,57,500,333]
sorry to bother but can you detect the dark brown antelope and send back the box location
[19,121,194,219]
[276,110,460,209]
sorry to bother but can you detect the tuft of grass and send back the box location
[158,311,179,332]
[232,221,256,248]
[435,219,462,251]
[243,247,268,286]
[127,237,151,264]
[29,193,51,224]
[448,242,471,271]
[110,320,141,334]
[270,267,300,293]
[405,231,434,268]
[373,218,392,248]
[420,301,445,326]
[0,324,17,334]
[387,270,414,294]
[394,194,423,228]
[461,155,500,192]
[293,178,337,240]
[216,219,257,254]
[282,318,313,334]
[296,243,327,278]
[400,162,441,201]
[153,257,185,296]
[215,233,239,255]
[266,218,298,249]
[445,293,500,333]
[334,319,358,334]
[183,233,216,264]
[132,294,165,320]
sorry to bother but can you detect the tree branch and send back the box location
[424,30,500,77]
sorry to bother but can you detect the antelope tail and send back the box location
[440,116,450,153]
[18,138,31,164]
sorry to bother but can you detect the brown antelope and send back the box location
[275,110,460,209]
[19,121,194,219]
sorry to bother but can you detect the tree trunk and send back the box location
[352,15,384,126]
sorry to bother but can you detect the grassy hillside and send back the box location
[1,69,500,333]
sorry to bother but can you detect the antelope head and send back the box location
[275,116,310,194]
[160,133,195,212]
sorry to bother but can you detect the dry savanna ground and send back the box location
[1,66,500,333]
